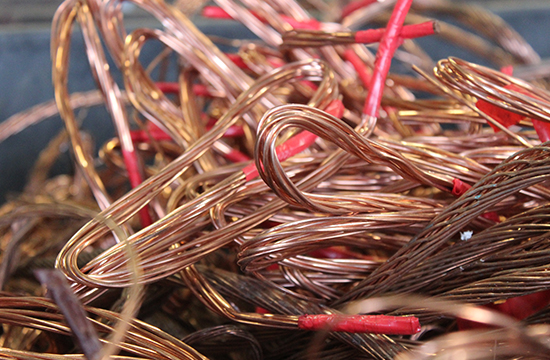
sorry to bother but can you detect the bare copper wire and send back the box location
[2,0,550,358]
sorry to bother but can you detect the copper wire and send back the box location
[2,0,550,358]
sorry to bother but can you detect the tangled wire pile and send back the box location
[2,0,550,358]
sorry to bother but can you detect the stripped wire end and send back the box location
[281,21,439,48]
[281,30,356,48]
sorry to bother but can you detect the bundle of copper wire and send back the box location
[2,0,550,358]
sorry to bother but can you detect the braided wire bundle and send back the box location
[2,0,550,359]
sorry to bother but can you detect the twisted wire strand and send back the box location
[0,295,208,360]
[57,59,338,290]
[3,0,550,358]
[335,142,550,304]
[435,57,550,124]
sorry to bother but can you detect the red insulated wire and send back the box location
[155,81,179,94]
[476,83,550,142]
[354,21,438,44]
[224,53,249,69]
[255,306,270,314]
[130,129,172,142]
[506,84,550,142]
[532,119,550,142]
[451,178,471,197]
[201,6,266,23]
[343,48,371,88]
[363,0,413,118]
[452,178,499,222]
[297,314,421,335]
[130,128,249,163]
[243,99,344,181]
[223,149,251,163]
[202,6,321,30]
[458,290,550,330]
[122,149,153,226]
[205,118,245,138]
[475,99,523,131]
[480,212,500,222]
[243,131,318,180]
[155,82,214,98]
[345,23,437,89]
[130,125,249,163]
[267,58,285,68]
[201,6,235,20]
[500,65,514,76]
[131,124,244,141]
[280,16,321,30]
[192,84,213,98]
[341,0,377,19]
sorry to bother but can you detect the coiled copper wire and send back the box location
[2,0,550,358]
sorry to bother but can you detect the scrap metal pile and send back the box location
[1,0,550,358]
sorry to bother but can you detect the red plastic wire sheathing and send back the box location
[458,290,550,330]
[130,127,250,163]
[222,149,251,163]
[205,118,245,138]
[297,314,421,335]
[121,150,153,226]
[345,23,437,89]
[156,82,214,98]
[202,6,322,30]
[476,83,550,142]
[280,16,321,30]
[343,49,372,88]
[202,5,239,19]
[354,21,438,44]
[500,65,514,76]
[341,0,378,19]
[225,53,249,69]
[130,124,245,141]
[452,178,499,222]
[130,129,172,142]
[243,99,344,181]
[451,178,471,197]
[363,0,413,118]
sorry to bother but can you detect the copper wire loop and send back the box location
[3,0,550,359]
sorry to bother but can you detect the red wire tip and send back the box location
[452,178,471,197]
[298,314,421,335]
